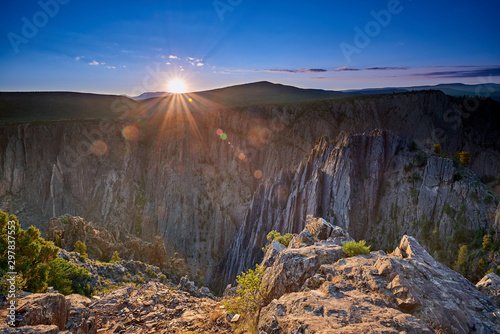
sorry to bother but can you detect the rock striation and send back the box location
[222,130,499,285]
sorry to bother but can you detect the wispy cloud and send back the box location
[414,66,500,78]
[366,66,409,71]
[255,66,408,73]
[89,60,100,66]
[169,55,179,59]
[335,66,359,72]
[256,68,329,73]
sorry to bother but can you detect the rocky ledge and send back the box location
[257,218,500,333]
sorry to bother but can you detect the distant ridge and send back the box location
[1,82,499,124]
[133,81,500,103]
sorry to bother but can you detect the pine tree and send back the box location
[459,151,472,167]
[74,240,88,261]
[111,251,121,263]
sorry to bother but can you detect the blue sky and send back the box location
[0,0,499,94]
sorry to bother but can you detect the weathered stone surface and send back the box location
[261,240,286,267]
[258,282,435,334]
[46,216,169,269]
[261,226,351,302]
[15,293,67,330]
[88,282,231,333]
[323,236,500,333]
[256,221,500,333]
[477,273,500,308]
[65,294,96,334]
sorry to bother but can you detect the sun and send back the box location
[168,79,187,94]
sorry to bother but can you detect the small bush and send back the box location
[459,151,472,167]
[306,215,323,241]
[74,241,88,262]
[483,234,492,251]
[264,230,293,251]
[110,251,121,263]
[222,264,267,315]
[342,240,371,257]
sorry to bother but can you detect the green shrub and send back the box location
[455,245,469,275]
[110,251,121,263]
[414,151,427,167]
[46,258,73,295]
[74,241,88,262]
[0,210,59,293]
[263,230,293,251]
[459,151,472,167]
[342,240,371,257]
[222,264,268,315]
[483,234,492,251]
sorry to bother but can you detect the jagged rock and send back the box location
[57,248,164,289]
[15,293,67,330]
[87,282,232,333]
[321,236,500,333]
[65,294,97,334]
[258,282,435,334]
[257,220,500,333]
[477,273,500,308]
[178,276,215,299]
[261,240,286,267]
[261,223,351,301]
[46,216,169,270]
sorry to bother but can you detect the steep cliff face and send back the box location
[0,91,499,285]
[221,130,499,285]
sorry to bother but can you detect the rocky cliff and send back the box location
[1,90,499,286]
[221,130,499,285]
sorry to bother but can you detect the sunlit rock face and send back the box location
[220,130,499,286]
[0,91,499,286]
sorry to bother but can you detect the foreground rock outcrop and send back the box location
[0,293,96,334]
[257,221,500,333]
[1,282,231,334]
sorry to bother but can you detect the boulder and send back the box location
[477,273,500,308]
[15,293,67,330]
[261,240,286,267]
[261,225,352,302]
